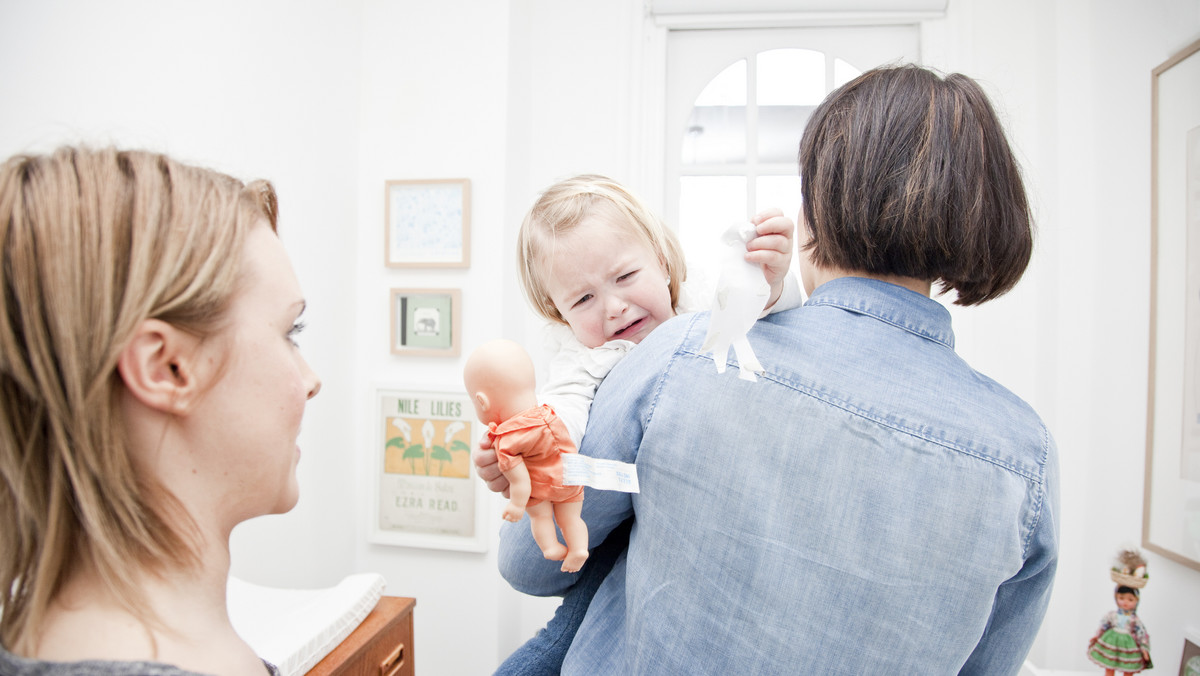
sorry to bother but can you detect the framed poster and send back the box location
[370,388,487,552]
[1145,37,1200,573]
[389,288,461,357]
[385,178,470,268]
[1183,633,1200,676]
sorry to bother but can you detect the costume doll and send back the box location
[1087,549,1152,675]
[464,339,588,573]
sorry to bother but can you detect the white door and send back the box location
[665,26,921,269]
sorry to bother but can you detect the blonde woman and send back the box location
[0,147,321,675]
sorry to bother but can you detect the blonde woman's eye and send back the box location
[288,320,307,346]
[618,270,638,282]
[572,294,593,309]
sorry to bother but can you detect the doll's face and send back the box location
[1115,592,1139,611]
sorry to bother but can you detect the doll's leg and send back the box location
[553,500,589,573]
[500,460,532,522]
[526,501,568,561]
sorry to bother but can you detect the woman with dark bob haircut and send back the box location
[798,63,1033,304]
[492,63,1057,674]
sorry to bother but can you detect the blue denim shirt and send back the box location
[499,277,1058,675]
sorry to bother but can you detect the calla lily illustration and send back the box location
[394,417,412,444]
[385,417,424,474]
[441,420,472,477]
[443,421,465,444]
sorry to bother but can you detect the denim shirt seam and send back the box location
[807,296,953,349]
[753,370,1043,482]
[1018,423,1052,559]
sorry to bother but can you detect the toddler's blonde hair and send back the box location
[517,174,686,324]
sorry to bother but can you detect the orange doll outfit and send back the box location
[489,404,583,506]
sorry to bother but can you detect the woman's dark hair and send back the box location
[798,64,1033,305]
[1115,586,1139,597]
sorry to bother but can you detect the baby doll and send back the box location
[463,338,588,573]
[1087,549,1152,675]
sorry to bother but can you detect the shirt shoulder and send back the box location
[0,642,224,676]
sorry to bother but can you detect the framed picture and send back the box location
[385,178,471,268]
[1145,37,1200,573]
[370,388,487,552]
[1182,633,1200,676]
[389,288,461,357]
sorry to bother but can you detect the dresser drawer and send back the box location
[306,596,415,676]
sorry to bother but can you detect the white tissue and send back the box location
[700,222,769,382]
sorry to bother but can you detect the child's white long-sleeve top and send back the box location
[538,272,804,447]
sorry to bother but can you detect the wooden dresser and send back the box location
[306,596,415,676]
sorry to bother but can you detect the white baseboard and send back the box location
[1020,662,1094,676]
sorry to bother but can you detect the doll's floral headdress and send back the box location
[1110,549,1149,589]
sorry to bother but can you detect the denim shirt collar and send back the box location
[804,276,955,350]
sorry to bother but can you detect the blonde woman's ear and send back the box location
[116,319,203,414]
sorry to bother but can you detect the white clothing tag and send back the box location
[561,454,640,493]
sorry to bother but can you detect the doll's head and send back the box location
[517,175,687,348]
[463,339,539,425]
[1114,586,1139,612]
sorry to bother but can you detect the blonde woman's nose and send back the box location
[303,357,322,400]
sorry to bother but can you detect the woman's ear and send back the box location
[116,319,204,413]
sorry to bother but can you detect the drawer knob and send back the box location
[380,643,405,676]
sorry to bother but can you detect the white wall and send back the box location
[350,2,513,674]
[921,0,1200,672]
[3,0,1200,674]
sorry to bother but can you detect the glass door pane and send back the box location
[683,59,747,166]
[678,175,747,269]
[665,25,920,247]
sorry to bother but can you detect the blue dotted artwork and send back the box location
[387,180,467,265]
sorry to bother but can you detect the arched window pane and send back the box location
[684,59,747,166]
[757,49,824,164]
[756,176,802,225]
[833,58,862,88]
[695,59,747,106]
[757,106,814,165]
[678,175,747,268]
[757,49,825,106]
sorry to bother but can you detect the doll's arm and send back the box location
[1131,617,1150,650]
[500,458,532,522]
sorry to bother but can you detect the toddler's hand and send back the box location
[745,207,795,310]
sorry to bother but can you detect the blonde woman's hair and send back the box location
[0,146,278,653]
[517,174,686,324]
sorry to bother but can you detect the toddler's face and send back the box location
[544,214,674,349]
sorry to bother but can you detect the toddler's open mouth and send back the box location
[612,317,644,339]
